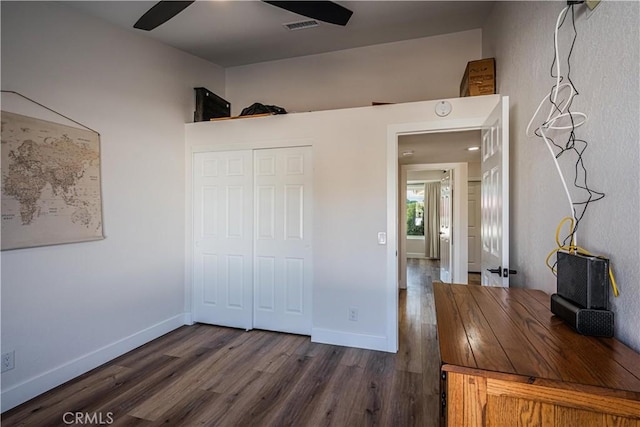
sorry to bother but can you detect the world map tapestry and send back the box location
[1,111,104,250]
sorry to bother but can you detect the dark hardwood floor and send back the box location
[415,257,482,285]
[2,261,440,427]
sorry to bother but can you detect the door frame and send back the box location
[467,180,482,273]
[386,98,501,352]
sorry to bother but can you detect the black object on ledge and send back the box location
[194,87,230,122]
[240,103,287,116]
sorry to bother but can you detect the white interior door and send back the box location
[193,151,254,329]
[481,96,510,287]
[254,147,313,335]
[468,181,481,273]
[439,171,452,283]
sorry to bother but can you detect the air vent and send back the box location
[283,20,319,31]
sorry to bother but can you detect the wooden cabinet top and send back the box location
[433,283,640,398]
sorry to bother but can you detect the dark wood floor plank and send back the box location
[1,364,130,427]
[398,288,423,374]
[129,333,276,421]
[161,324,237,357]
[145,388,221,426]
[106,326,195,369]
[111,415,154,426]
[2,259,442,427]
[421,282,437,326]
[422,323,441,397]
[197,331,279,393]
[92,347,216,421]
[216,349,314,426]
[302,363,367,426]
[385,370,424,427]
[127,332,264,421]
[340,346,372,368]
[248,331,307,374]
[266,345,346,426]
[346,350,397,426]
[186,369,275,425]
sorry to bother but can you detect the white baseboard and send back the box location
[407,253,427,259]
[183,312,194,325]
[311,328,390,352]
[1,313,190,412]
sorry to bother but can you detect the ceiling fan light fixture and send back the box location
[283,20,320,31]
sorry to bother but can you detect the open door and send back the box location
[439,170,452,283]
[480,96,511,287]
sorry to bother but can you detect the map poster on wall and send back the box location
[1,111,104,250]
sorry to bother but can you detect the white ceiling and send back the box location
[65,1,495,67]
[399,130,481,164]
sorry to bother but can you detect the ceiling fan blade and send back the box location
[263,1,353,26]
[134,1,195,31]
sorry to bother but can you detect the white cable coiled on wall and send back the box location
[525,5,587,247]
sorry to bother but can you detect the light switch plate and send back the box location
[377,232,387,245]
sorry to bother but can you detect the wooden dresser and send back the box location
[433,283,640,426]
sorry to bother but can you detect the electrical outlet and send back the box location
[1,351,15,373]
[348,307,358,322]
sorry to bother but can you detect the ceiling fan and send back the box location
[134,1,354,31]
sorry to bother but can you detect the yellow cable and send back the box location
[546,217,619,297]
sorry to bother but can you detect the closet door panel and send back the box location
[254,147,313,335]
[193,151,253,330]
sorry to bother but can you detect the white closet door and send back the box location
[254,147,313,335]
[193,151,253,330]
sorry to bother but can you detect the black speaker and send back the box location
[551,293,614,337]
[194,87,230,122]
[557,251,609,310]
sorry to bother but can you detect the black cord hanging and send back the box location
[1,90,100,136]
[547,5,605,249]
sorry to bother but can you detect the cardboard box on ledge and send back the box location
[460,58,496,97]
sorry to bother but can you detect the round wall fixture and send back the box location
[435,100,452,117]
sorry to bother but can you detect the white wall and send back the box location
[406,237,426,259]
[483,2,640,351]
[226,29,482,115]
[186,95,499,352]
[1,2,225,410]
[468,162,481,181]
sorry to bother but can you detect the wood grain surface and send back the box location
[434,282,640,396]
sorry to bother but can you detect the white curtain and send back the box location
[425,182,440,259]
